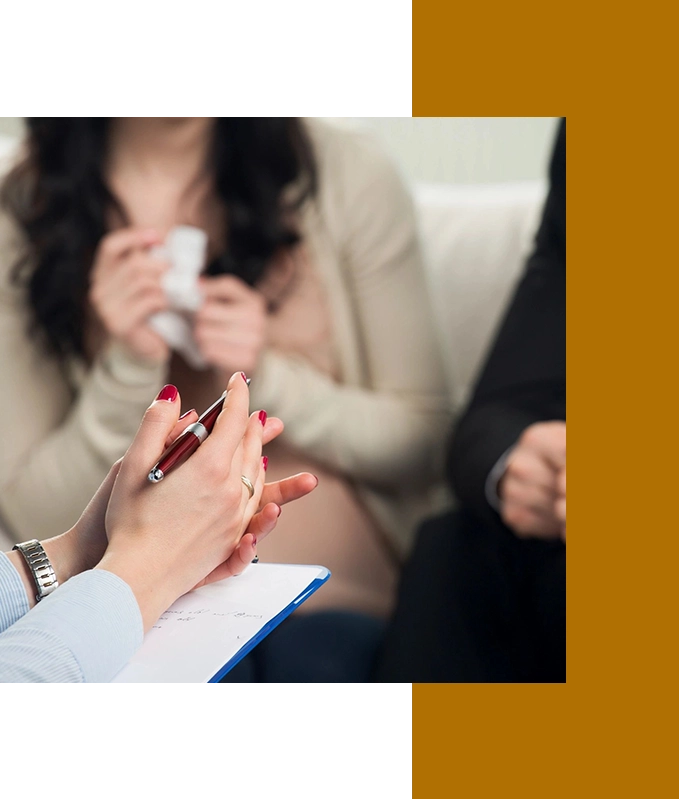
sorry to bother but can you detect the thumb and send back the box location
[121,384,182,479]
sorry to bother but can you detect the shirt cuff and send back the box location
[4,569,144,687]
[0,552,30,634]
[485,446,516,512]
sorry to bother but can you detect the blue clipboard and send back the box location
[207,566,331,682]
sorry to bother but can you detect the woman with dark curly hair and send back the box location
[0,117,449,681]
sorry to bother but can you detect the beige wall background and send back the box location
[357,117,557,184]
[0,117,21,137]
[0,117,557,185]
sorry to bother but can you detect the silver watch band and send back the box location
[12,539,59,602]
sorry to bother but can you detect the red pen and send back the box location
[148,380,250,483]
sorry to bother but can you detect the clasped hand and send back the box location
[54,373,316,631]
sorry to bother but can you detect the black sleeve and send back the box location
[446,118,566,528]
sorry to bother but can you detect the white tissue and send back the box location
[149,225,209,369]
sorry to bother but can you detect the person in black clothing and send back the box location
[373,119,566,683]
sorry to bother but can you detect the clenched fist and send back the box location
[499,421,566,541]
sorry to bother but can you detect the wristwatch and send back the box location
[12,539,59,602]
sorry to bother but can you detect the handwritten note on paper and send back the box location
[111,563,328,683]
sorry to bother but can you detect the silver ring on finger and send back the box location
[240,474,255,499]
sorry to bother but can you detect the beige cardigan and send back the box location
[0,119,451,556]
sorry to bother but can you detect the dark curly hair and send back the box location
[1,118,317,360]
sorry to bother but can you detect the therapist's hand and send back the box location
[7,406,207,608]
[60,410,201,579]
[60,411,316,586]
[97,374,265,629]
[197,471,320,585]
[95,376,318,630]
[12,381,318,613]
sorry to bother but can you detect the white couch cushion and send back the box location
[414,181,547,412]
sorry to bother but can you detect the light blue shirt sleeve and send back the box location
[0,552,31,633]
[0,558,144,683]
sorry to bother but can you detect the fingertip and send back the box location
[155,384,178,403]
[300,472,319,489]
[146,386,182,425]
[228,371,247,389]
[145,390,183,438]
[124,386,183,473]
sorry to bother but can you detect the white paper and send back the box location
[111,563,328,683]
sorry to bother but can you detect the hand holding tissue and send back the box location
[149,226,209,369]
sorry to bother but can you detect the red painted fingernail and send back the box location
[156,384,178,402]
[241,372,248,383]
[252,536,257,547]
[258,410,267,426]
[179,408,196,420]
[262,456,269,471]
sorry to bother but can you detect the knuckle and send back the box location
[507,453,529,482]
[142,403,170,423]
[545,422,566,443]
[100,236,117,258]
[501,479,519,503]
[503,503,534,534]
[223,482,242,506]
[204,469,225,494]
[521,424,543,448]
[502,503,522,527]
[128,256,149,275]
